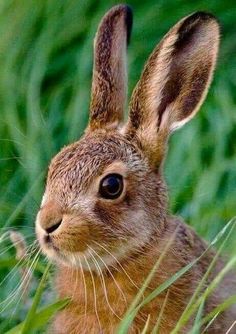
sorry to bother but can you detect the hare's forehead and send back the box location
[46,135,145,193]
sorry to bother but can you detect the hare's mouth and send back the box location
[43,234,60,252]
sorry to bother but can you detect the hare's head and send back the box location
[36,5,219,269]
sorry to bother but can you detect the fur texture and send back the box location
[35,5,235,333]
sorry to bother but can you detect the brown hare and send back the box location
[35,5,236,333]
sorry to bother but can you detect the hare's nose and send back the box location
[38,201,63,234]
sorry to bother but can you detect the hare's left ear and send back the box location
[125,12,220,166]
[88,5,132,131]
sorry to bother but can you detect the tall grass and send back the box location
[0,0,236,332]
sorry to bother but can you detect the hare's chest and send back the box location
[53,266,191,334]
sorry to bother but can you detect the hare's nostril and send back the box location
[45,220,62,234]
[44,234,51,243]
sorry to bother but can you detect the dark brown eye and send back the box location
[99,174,123,199]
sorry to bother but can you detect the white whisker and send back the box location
[9,250,41,320]
[0,248,40,313]
[88,245,127,306]
[88,248,121,320]
[93,241,140,291]
[0,241,38,288]
[83,255,102,331]
[225,320,236,334]
[78,256,88,318]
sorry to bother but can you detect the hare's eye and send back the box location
[99,174,123,199]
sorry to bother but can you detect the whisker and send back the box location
[0,244,38,296]
[151,290,170,333]
[83,255,102,331]
[225,320,236,334]
[0,235,35,257]
[201,312,220,334]
[0,231,11,243]
[0,226,36,230]
[68,240,80,304]
[88,246,127,306]
[93,241,141,291]
[0,241,38,288]
[78,256,88,318]
[9,250,41,319]
[0,248,40,313]
[88,248,121,320]
[72,256,79,300]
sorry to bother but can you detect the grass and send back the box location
[0,0,236,332]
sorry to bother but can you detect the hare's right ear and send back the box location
[125,12,220,167]
[88,5,132,131]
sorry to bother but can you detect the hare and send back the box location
[36,5,236,334]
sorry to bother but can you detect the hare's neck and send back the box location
[54,222,198,332]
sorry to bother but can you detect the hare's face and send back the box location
[36,132,166,269]
[35,5,219,269]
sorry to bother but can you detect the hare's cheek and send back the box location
[93,200,127,225]
[51,224,89,253]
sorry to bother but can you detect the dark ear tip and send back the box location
[183,11,220,28]
[124,5,133,45]
[102,4,133,45]
[178,11,220,39]
[190,11,217,20]
[113,4,133,45]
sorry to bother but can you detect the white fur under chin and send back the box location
[38,232,151,273]
[45,235,149,273]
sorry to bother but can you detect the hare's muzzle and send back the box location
[36,200,89,258]
[38,201,62,233]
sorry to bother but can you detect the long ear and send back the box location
[125,12,220,166]
[88,5,133,131]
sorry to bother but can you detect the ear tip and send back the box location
[98,5,133,46]
[177,11,220,46]
[112,4,133,45]
[190,11,217,20]
[185,11,220,30]
[124,5,133,45]
[196,12,221,40]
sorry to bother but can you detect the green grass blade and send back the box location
[151,290,170,334]
[194,256,236,318]
[117,218,235,334]
[5,298,70,334]
[201,295,236,328]
[116,230,178,334]
[20,262,51,334]
[171,217,236,333]
[189,299,205,334]
[139,219,235,312]
[173,256,236,334]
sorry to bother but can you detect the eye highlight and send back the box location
[99,173,124,199]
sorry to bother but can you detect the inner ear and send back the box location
[157,14,219,132]
[124,12,219,166]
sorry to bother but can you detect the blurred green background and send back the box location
[0,0,235,330]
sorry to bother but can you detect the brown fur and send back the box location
[89,5,132,131]
[35,5,235,334]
